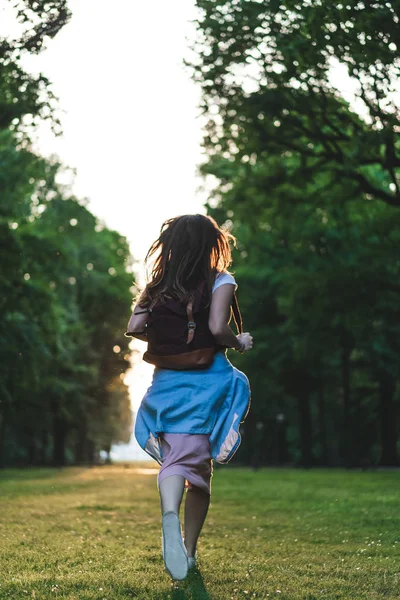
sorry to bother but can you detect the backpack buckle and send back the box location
[187,321,196,344]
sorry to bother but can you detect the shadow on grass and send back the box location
[158,570,212,600]
[0,574,212,600]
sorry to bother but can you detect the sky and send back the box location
[17,0,207,262]
[1,0,209,460]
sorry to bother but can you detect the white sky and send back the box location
[17,0,207,263]
[1,0,208,460]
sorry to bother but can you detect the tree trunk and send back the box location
[39,429,48,465]
[340,345,352,467]
[75,418,88,464]
[27,435,36,465]
[245,412,260,468]
[0,412,6,468]
[277,417,289,465]
[104,443,112,464]
[317,372,328,465]
[86,439,97,465]
[53,415,67,467]
[297,389,313,467]
[378,372,399,466]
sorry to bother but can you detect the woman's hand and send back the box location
[236,332,253,352]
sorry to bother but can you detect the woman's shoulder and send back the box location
[212,271,238,293]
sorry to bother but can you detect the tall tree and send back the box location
[0,1,135,467]
[191,1,400,206]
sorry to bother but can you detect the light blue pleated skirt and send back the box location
[134,350,251,465]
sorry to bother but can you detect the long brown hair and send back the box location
[139,214,236,306]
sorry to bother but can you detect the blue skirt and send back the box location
[134,350,251,465]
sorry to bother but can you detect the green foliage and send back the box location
[191,0,400,466]
[0,2,134,466]
[2,1,71,55]
[191,1,400,206]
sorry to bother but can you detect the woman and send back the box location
[126,214,253,581]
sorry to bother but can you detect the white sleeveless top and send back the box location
[212,271,237,293]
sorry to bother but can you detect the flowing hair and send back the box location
[138,214,236,307]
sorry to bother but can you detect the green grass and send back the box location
[0,464,399,599]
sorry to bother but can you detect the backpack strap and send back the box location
[186,281,206,344]
[231,293,243,335]
[133,296,158,315]
[185,290,243,345]
[186,299,196,344]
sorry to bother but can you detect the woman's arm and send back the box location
[125,305,149,342]
[208,284,252,351]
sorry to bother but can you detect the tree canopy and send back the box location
[191,1,400,206]
[191,0,400,467]
[0,1,134,466]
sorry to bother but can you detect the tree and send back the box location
[191,1,400,206]
[203,141,400,467]
[0,1,135,467]
[190,0,400,467]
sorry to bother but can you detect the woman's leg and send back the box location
[184,485,211,558]
[158,474,186,514]
[159,474,188,580]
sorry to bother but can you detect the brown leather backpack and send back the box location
[125,282,242,370]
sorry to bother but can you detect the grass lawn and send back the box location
[0,464,399,599]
